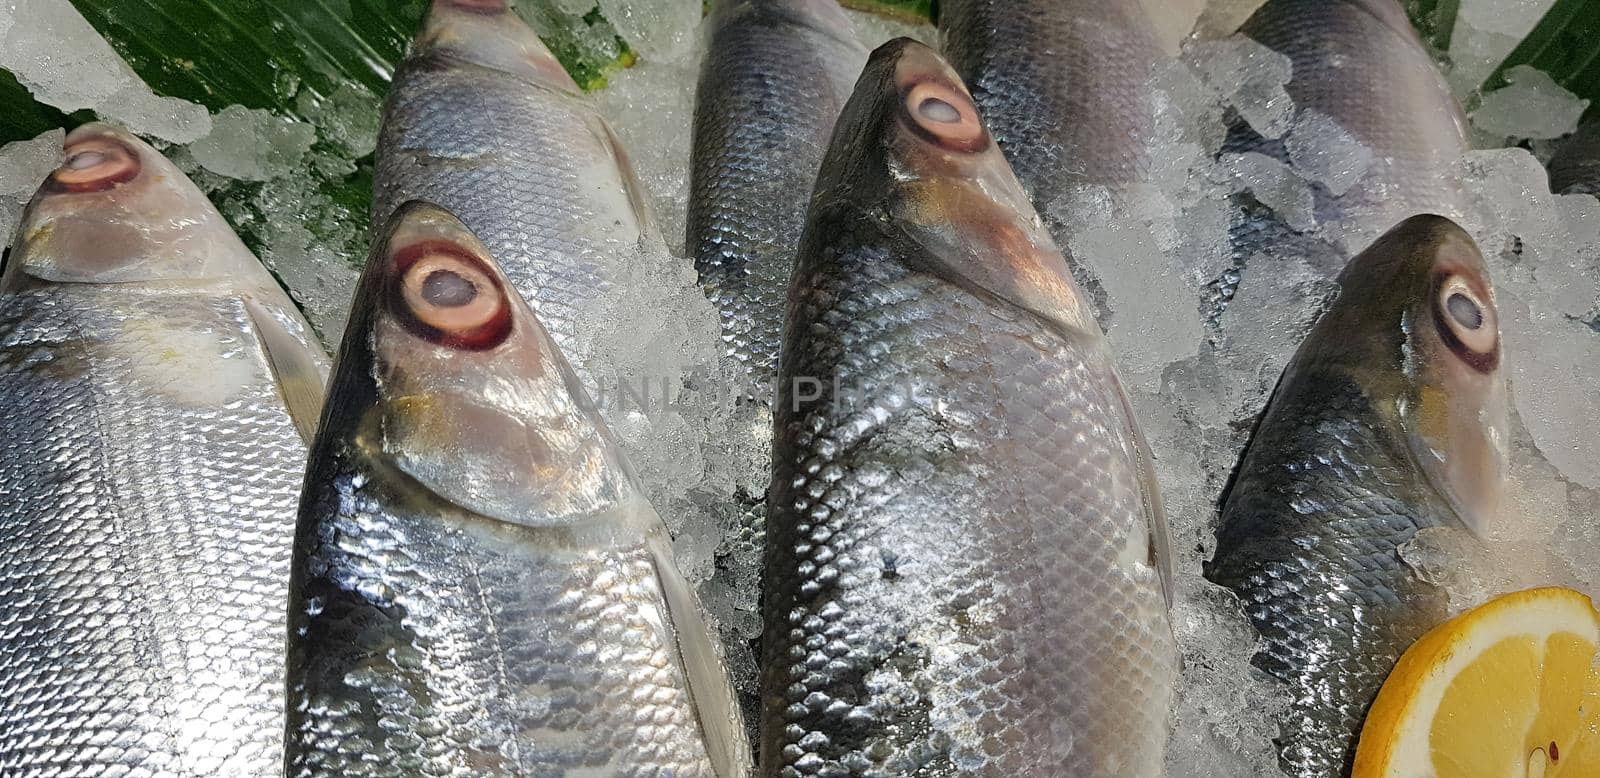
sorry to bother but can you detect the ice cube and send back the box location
[1471,65,1590,141]
[1219,151,1316,232]
[1070,222,1204,390]
[1499,289,1600,490]
[1187,36,1296,139]
[593,54,699,255]
[0,129,65,248]
[0,0,210,143]
[596,0,698,61]
[189,105,318,182]
[1285,109,1373,196]
[1449,0,1559,94]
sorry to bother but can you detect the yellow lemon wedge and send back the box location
[1353,587,1600,778]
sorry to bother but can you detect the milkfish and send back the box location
[762,39,1176,776]
[937,0,1171,317]
[0,123,327,776]
[1208,0,1471,321]
[686,0,867,732]
[374,0,657,377]
[284,200,749,776]
[1207,215,1508,777]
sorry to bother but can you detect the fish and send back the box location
[689,0,866,404]
[1208,0,1471,322]
[1206,214,1508,777]
[373,0,657,379]
[284,200,750,777]
[0,122,327,776]
[761,39,1176,776]
[937,0,1170,317]
[1547,119,1600,196]
[686,0,866,734]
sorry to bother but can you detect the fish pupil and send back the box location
[919,96,961,124]
[66,151,106,170]
[421,269,478,308]
[1446,292,1482,330]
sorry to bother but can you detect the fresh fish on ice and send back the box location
[762,38,1175,776]
[285,200,749,777]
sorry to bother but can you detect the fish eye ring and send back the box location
[901,80,986,152]
[390,242,513,349]
[1433,272,1497,367]
[51,136,141,193]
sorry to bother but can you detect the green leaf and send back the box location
[1405,0,1461,53]
[0,70,76,143]
[1486,0,1600,109]
[841,0,932,23]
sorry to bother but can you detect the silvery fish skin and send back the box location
[937,0,1168,317]
[1210,0,1471,320]
[0,123,327,776]
[1547,119,1600,195]
[285,201,750,777]
[686,0,866,736]
[374,0,655,377]
[1207,215,1508,777]
[762,40,1175,776]
[689,0,865,403]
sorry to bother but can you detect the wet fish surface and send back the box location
[285,201,749,777]
[1547,119,1600,196]
[687,0,867,735]
[1207,215,1508,777]
[374,0,657,377]
[762,39,1175,776]
[689,0,865,403]
[0,123,327,776]
[937,0,1169,317]
[1208,0,1470,323]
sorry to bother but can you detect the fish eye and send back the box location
[391,242,512,349]
[1433,272,1497,369]
[51,136,141,193]
[901,80,986,152]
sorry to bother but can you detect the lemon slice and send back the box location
[1353,587,1600,777]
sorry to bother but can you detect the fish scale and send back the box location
[0,291,309,776]
[286,201,747,776]
[761,40,1175,775]
[687,0,867,742]
[766,227,1174,775]
[938,0,1168,321]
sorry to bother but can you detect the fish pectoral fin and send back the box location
[647,532,753,777]
[245,297,329,444]
[1106,361,1175,609]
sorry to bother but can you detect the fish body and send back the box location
[1207,215,1508,777]
[687,0,867,734]
[761,39,1175,776]
[937,0,1168,315]
[689,0,865,402]
[374,0,655,376]
[0,123,327,776]
[285,201,749,777]
[1214,0,1471,320]
[1547,120,1600,195]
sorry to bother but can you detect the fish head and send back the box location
[816,38,1100,337]
[412,0,580,94]
[3,123,271,291]
[1309,214,1508,534]
[324,199,641,528]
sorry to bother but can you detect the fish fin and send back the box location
[245,297,329,444]
[592,116,660,244]
[647,531,753,777]
[1107,364,1174,608]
